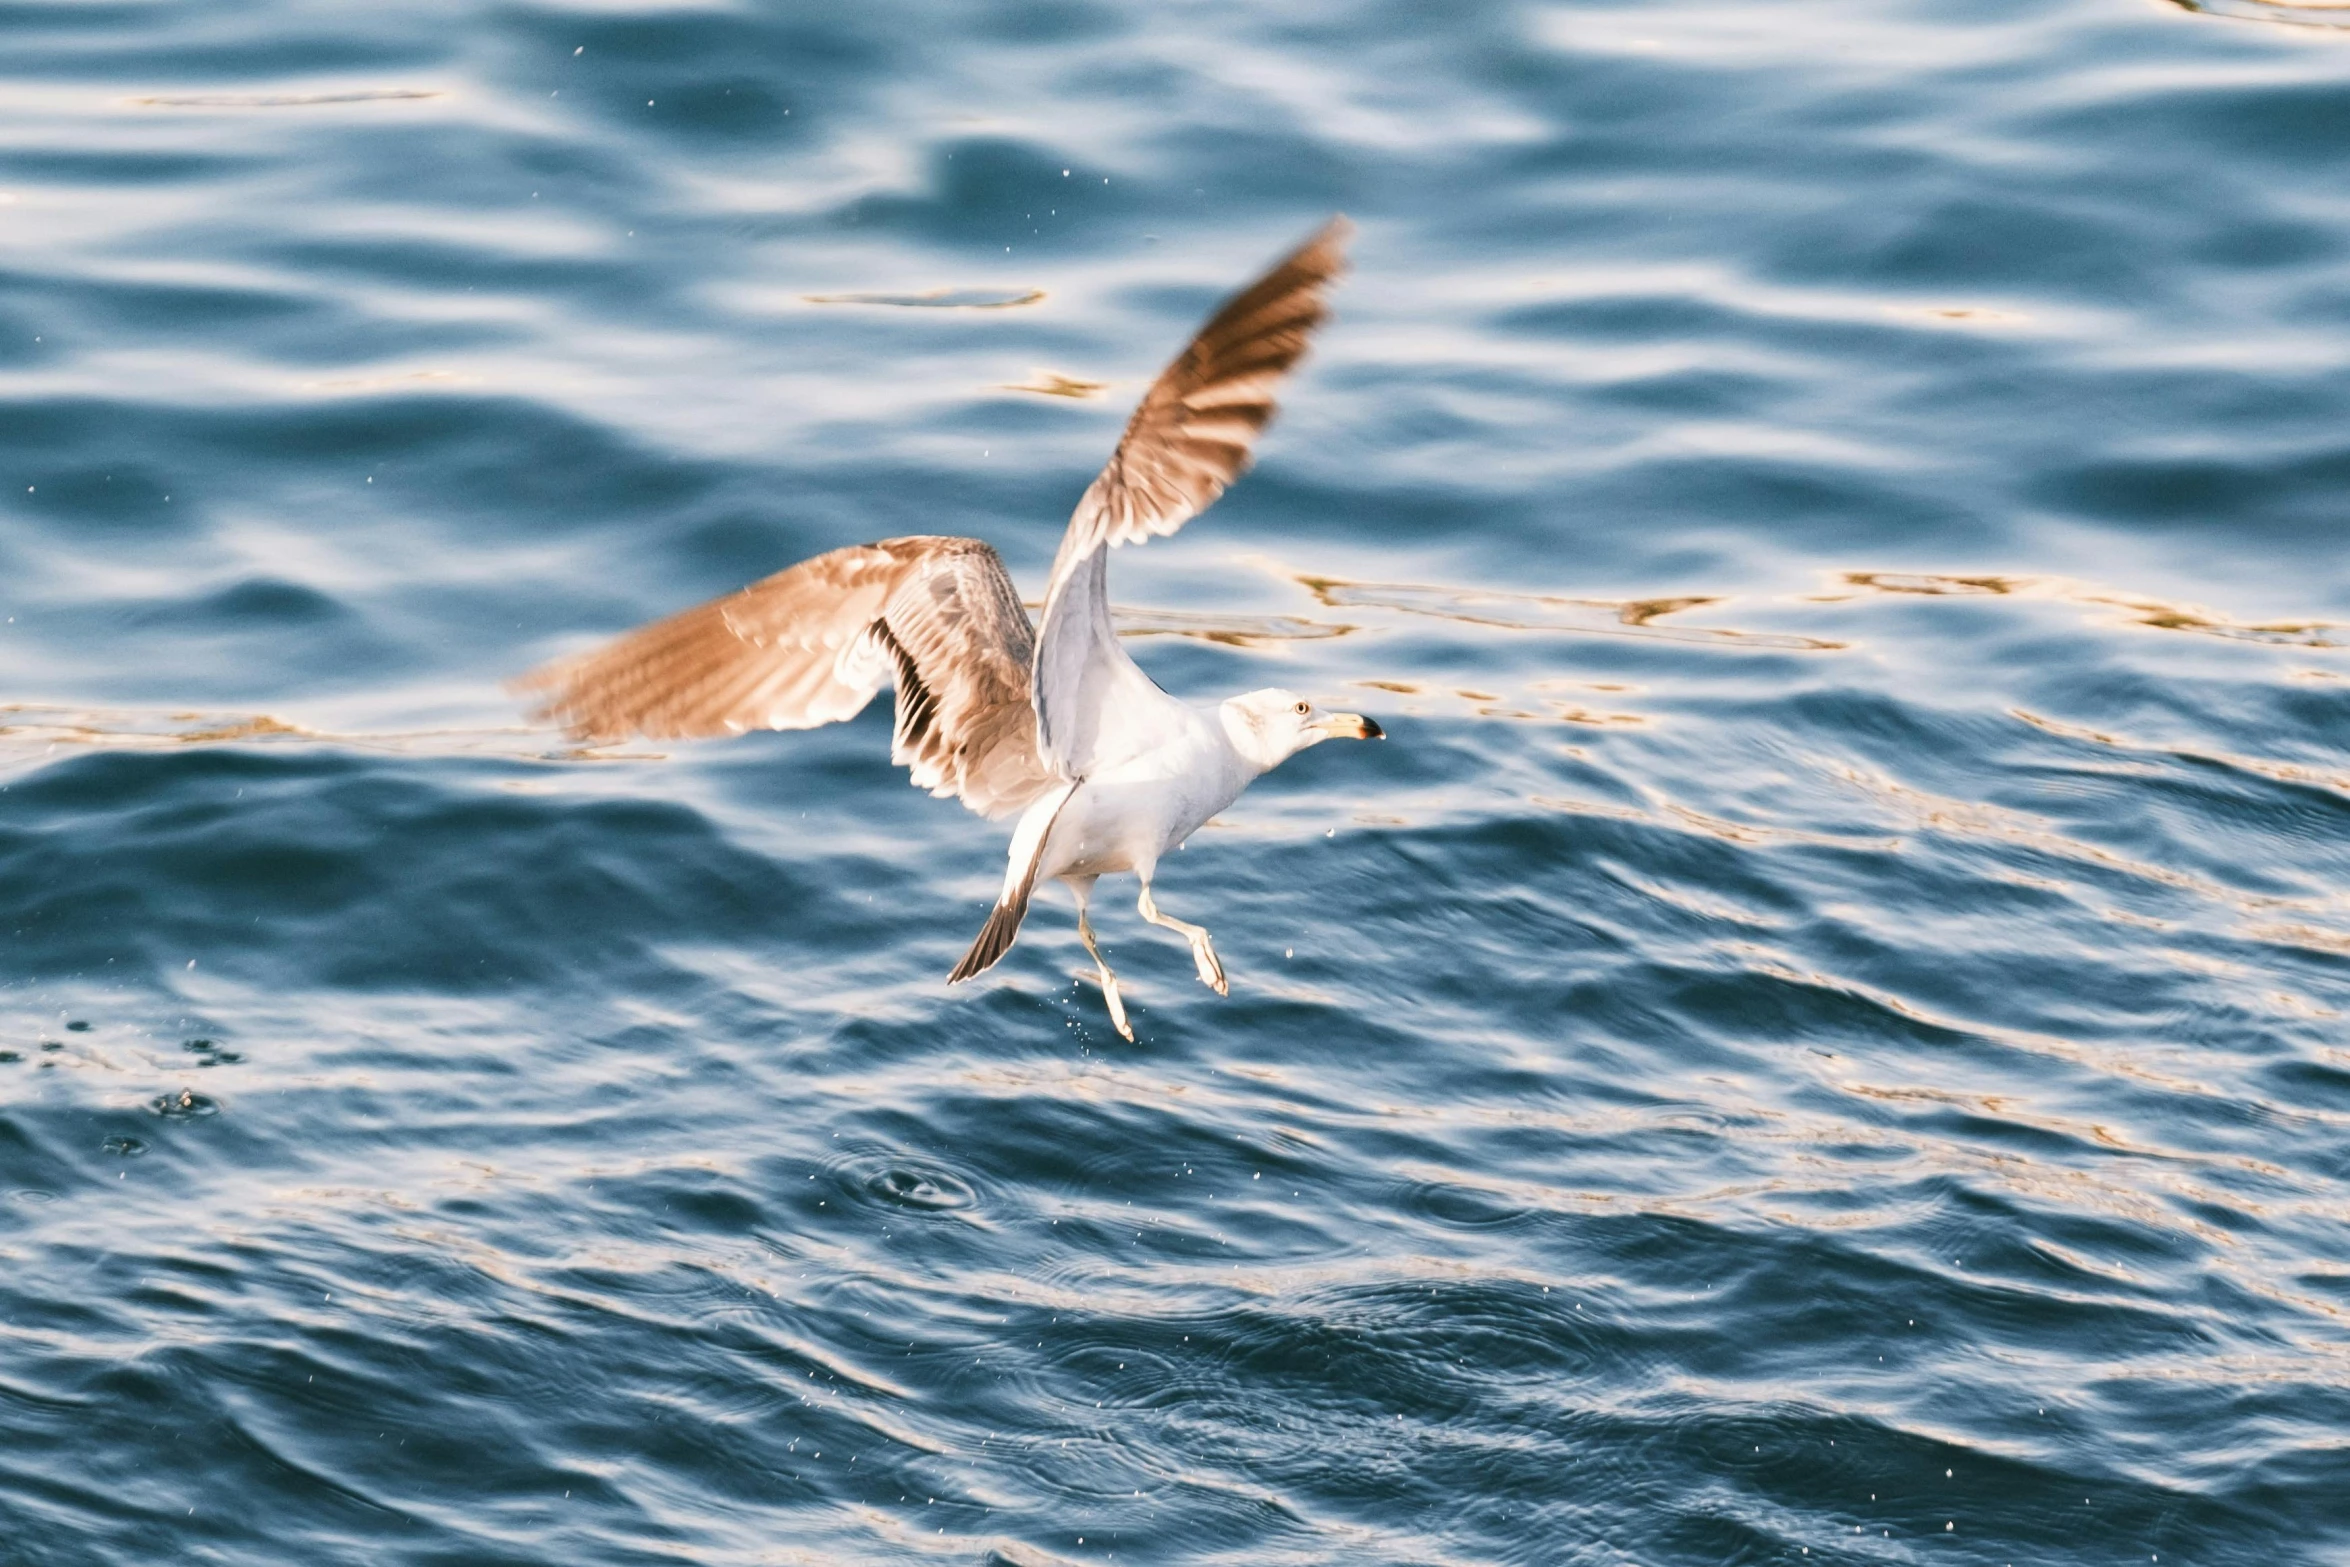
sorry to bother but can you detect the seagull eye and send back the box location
[1293,701,1310,716]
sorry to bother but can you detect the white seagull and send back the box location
[520,218,1379,1037]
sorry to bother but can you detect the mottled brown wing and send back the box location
[867,541,1054,819]
[516,535,1054,819]
[519,542,903,743]
[1047,216,1351,580]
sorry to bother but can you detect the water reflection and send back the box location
[1108,607,1354,648]
[1293,575,1843,650]
[1843,572,2017,597]
[0,705,559,773]
[803,288,1047,309]
[1835,571,2346,647]
[2169,0,2350,27]
[130,90,442,108]
[999,371,1109,399]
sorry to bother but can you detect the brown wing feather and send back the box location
[1049,216,1351,579]
[868,539,1053,818]
[516,535,1055,819]
[516,542,903,743]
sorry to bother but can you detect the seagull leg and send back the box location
[1138,884,1227,996]
[1069,877,1133,1041]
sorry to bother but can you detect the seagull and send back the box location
[519,218,1380,1038]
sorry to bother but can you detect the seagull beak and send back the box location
[1319,712,1383,740]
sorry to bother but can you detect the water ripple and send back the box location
[2,0,2348,1562]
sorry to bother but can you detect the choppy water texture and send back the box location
[4,1,2349,1563]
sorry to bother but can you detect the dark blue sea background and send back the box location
[4,1,2349,1562]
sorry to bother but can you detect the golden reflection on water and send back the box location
[1292,574,1842,651]
[0,704,571,771]
[1834,570,2346,646]
[1843,572,2017,596]
[1108,606,1354,649]
[2170,0,2350,26]
[2129,606,2339,646]
[998,370,1108,399]
[1225,562,2346,668]
[801,287,1046,310]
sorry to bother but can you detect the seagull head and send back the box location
[1220,688,1384,771]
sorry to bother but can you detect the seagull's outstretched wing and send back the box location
[518,535,1055,819]
[1032,217,1351,779]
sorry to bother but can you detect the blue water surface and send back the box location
[3,1,2349,1563]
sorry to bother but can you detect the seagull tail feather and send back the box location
[949,890,1031,983]
[948,779,1079,984]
